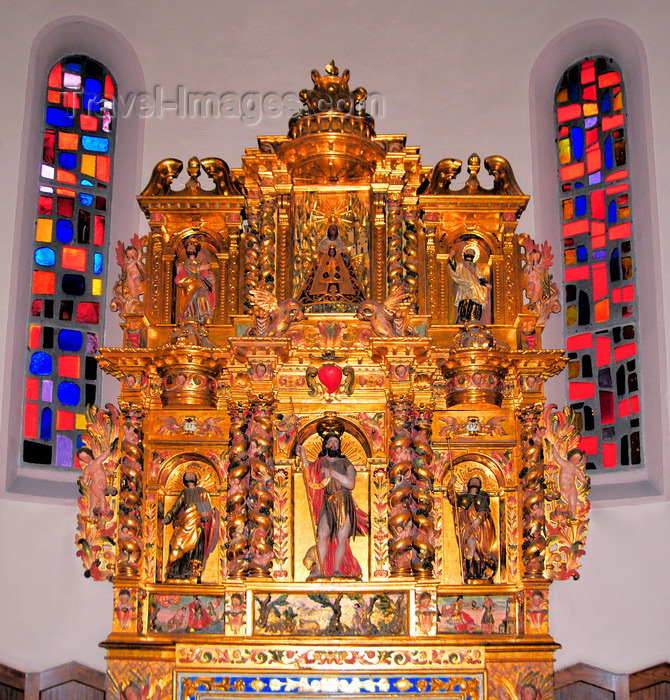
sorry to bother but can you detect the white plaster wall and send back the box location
[0,0,668,675]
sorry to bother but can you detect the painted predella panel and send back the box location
[76,62,589,699]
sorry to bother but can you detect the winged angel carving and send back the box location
[356,286,417,338]
[244,289,305,338]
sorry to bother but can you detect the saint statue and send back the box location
[447,245,491,323]
[448,475,498,582]
[162,470,219,582]
[296,425,368,579]
[298,224,365,307]
[174,239,216,324]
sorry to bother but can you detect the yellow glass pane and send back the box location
[622,256,633,280]
[92,278,102,296]
[613,92,623,110]
[568,360,581,379]
[583,103,598,117]
[619,206,630,219]
[566,305,578,326]
[558,138,571,164]
[81,155,96,177]
[75,414,87,430]
[35,218,52,242]
[557,88,568,103]
[562,198,574,220]
[564,249,577,266]
[594,298,610,323]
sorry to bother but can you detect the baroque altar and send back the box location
[75,63,590,700]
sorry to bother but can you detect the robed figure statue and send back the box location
[296,426,368,579]
[162,471,219,582]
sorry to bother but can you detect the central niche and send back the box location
[292,191,371,312]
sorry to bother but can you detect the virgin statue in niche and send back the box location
[298,224,365,308]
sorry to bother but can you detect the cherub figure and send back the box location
[521,238,561,324]
[551,446,589,518]
[77,439,118,518]
[115,234,146,300]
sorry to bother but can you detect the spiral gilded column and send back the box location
[116,408,144,578]
[388,400,415,577]
[387,196,404,296]
[243,203,261,313]
[403,207,420,312]
[259,198,277,294]
[247,397,276,578]
[517,404,546,579]
[410,406,435,578]
[226,403,251,579]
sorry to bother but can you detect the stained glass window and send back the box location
[555,56,641,471]
[23,56,116,469]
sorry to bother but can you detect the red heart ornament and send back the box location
[318,364,343,394]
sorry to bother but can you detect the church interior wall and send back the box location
[0,0,668,676]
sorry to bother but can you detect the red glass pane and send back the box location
[592,262,608,300]
[596,336,611,367]
[564,265,590,282]
[561,162,585,181]
[58,356,80,378]
[618,399,630,418]
[569,382,595,401]
[56,410,75,430]
[609,222,630,241]
[94,216,105,245]
[567,332,593,351]
[62,247,87,272]
[25,378,39,401]
[591,190,604,219]
[38,196,53,215]
[579,436,599,455]
[602,442,617,468]
[43,130,56,164]
[598,71,621,88]
[47,63,62,88]
[24,402,38,439]
[32,271,55,294]
[557,104,582,122]
[97,156,110,182]
[57,196,74,217]
[586,143,601,173]
[80,115,98,131]
[563,219,589,237]
[28,325,41,349]
[76,302,100,324]
[613,342,636,362]
[104,75,115,99]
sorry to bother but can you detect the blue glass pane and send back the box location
[574,182,584,189]
[29,351,52,376]
[58,329,83,352]
[45,108,74,128]
[62,274,86,296]
[584,116,598,129]
[65,62,81,71]
[93,253,103,275]
[608,201,617,223]
[34,247,56,267]
[76,434,86,449]
[601,90,611,113]
[576,245,588,262]
[81,136,109,153]
[80,179,94,187]
[571,127,584,160]
[58,152,77,170]
[79,193,94,206]
[57,381,81,406]
[56,220,74,243]
[83,78,102,112]
[575,195,587,216]
[593,250,607,261]
[40,407,53,441]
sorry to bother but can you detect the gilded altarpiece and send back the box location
[76,64,590,700]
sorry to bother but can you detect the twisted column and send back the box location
[410,406,435,578]
[517,405,546,579]
[403,207,420,311]
[243,203,261,313]
[387,196,405,296]
[259,198,277,294]
[226,403,250,578]
[388,400,415,576]
[247,397,276,578]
